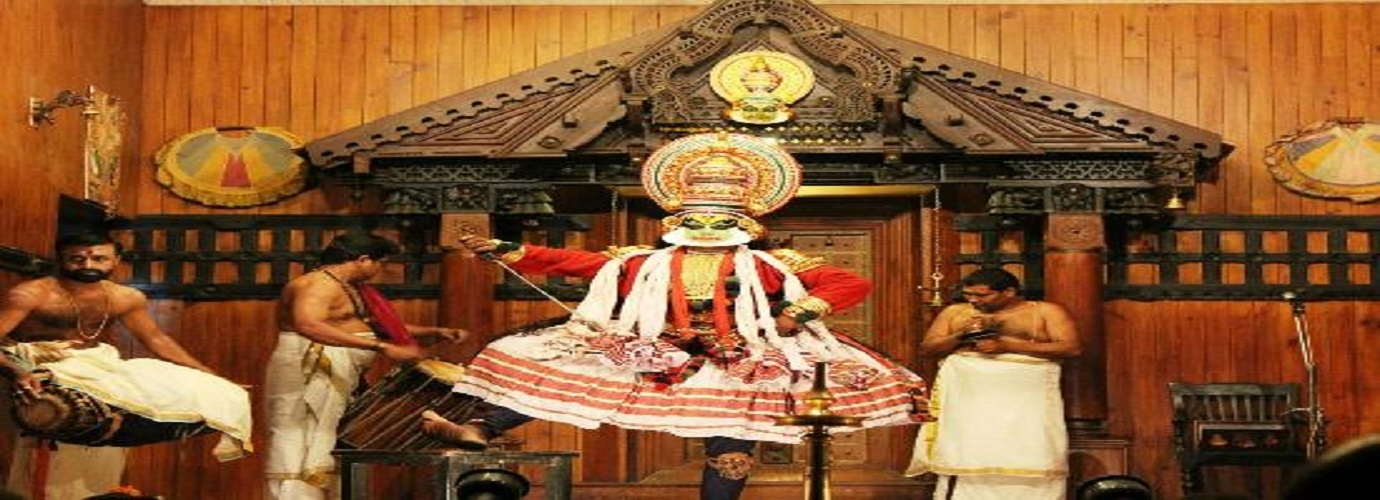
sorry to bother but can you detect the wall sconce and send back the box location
[29,88,96,128]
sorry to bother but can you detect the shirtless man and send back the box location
[906,268,1081,500]
[1,232,252,498]
[1,233,218,393]
[918,268,1082,360]
[263,232,467,500]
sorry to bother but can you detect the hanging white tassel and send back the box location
[573,245,846,368]
[743,250,809,371]
[572,248,657,336]
[634,249,675,339]
[732,247,771,357]
[602,247,676,340]
[754,251,847,362]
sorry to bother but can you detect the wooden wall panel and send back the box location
[121,4,1380,219]
[1106,300,1380,498]
[119,3,1378,498]
[0,0,143,254]
[1194,9,1228,214]
[3,3,1379,499]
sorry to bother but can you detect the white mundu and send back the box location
[906,352,1069,500]
[263,331,377,500]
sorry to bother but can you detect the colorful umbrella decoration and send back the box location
[155,126,308,207]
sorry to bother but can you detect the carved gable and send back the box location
[303,0,1228,214]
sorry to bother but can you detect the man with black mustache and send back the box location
[906,268,1082,500]
[0,232,252,499]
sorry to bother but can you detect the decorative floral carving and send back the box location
[1047,213,1104,252]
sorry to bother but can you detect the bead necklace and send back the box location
[318,268,373,324]
[62,281,113,341]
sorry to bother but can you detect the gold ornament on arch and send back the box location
[710,50,816,126]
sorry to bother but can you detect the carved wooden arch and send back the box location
[301,0,1230,218]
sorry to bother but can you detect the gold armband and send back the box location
[792,296,833,318]
[781,305,809,320]
[600,245,655,260]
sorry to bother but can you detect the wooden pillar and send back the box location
[439,213,495,363]
[1044,213,1108,434]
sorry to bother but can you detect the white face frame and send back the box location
[660,212,755,247]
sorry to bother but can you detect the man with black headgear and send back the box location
[1,232,252,498]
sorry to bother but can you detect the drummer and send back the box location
[0,232,254,499]
[262,232,469,500]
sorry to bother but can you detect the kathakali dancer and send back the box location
[423,132,926,500]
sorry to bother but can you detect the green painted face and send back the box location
[680,213,742,245]
[661,212,756,247]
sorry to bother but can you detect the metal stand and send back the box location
[775,362,863,500]
[334,449,578,500]
[1284,296,1327,459]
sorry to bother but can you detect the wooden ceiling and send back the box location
[144,1,1368,6]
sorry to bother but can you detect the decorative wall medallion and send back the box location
[710,51,815,125]
[1046,213,1104,252]
[1265,119,1380,202]
[155,126,308,207]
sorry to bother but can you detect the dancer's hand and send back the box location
[456,234,498,257]
[774,315,801,337]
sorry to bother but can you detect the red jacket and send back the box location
[508,245,871,320]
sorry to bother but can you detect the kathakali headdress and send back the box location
[641,132,802,247]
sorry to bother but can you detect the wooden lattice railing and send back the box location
[955,214,1380,301]
[9,213,1378,302]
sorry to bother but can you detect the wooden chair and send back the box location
[1169,383,1309,495]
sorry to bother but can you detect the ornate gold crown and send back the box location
[642,132,801,218]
